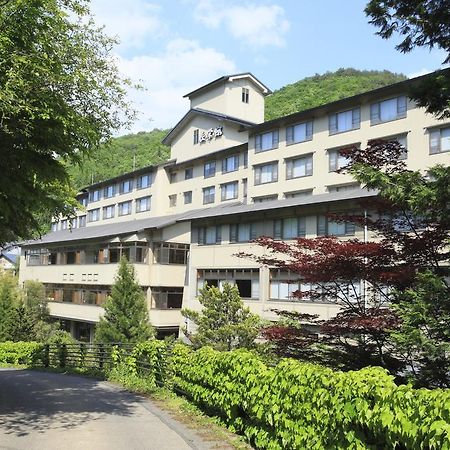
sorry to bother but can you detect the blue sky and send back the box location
[89,0,446,133]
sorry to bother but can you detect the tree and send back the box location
[94,257,154,344]
[365,1,450,118]
[0,0,136,245]
[182,283,261,351]
[243,138,450,384]
[0,271,21,341]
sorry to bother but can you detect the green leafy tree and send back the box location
[0,0,136,245]
[0,271,21,341]
[182,283,261,351]
[95,257,154,344]
[365,1,450,118]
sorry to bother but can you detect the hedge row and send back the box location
[2,341,449,449]
[0,341,43,365]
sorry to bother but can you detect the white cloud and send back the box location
[89,0,166,50]
[407,68,433,79]
[117,39,237,132]
[193,0,290,48]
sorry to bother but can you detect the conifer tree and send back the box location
[94,257,154,344]
[182,283,260,351]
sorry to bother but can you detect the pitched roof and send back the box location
[183,73,271,99]
[162,108,257,146]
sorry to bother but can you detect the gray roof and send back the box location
[22,213,185,247]
[177,189,378,222]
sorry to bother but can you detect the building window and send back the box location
[270,280,309,301]
[118,201,132,216]
[89,189,101,202]
[286,121,313,144]
[51,222,58,232]
[370,96,407,125]
[274,217,306,239]
[193,129,199,145]
[284,189,313,199]
[71,218,77,229]
[153,243,189,265]
[286,155,313,179]
[169,194,177,207]
[61,220,68,230]
[204,161,216,178]
[203,186,215,204]
[184,191,192,204]
[79,196,88,207]
[169,172,177,183]
[198,226,222,245]
[253,195,278,203]
[137,174,152,189]
[103,205,115,219]
[327,183,360,193]
[151,287,184,309]
[119,179,133,194]
[254,162,278,185]
[242,87,249,103]
[317,215,355,236]
[136,196,151,212]
[329,108,360,134]
[222,154,239,173]
[103,185,116,199]
[79,215,86,227]
[185,167,193,180]
[429,126,450,154]
[229,223,257,242]
[255,130,279,152]
[243,151,248,168]
[88,208,100,222]
[198,269,259,299]
[328,148,350,172]
[221,181,238,201]
[243,178,248,198]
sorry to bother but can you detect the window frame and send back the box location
[429,126,450,154]
[370,96,407,125]
[255,130,279,153]
[202,186,215,204]
[221,181,239,201]
[286,154,313,179]
[136,196,151,213]
[118,200,132,216]
[286,120,313,145]
[204,161,216,178]
[329,107,361,135]
[254,162,278,185]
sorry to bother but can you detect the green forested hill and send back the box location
[67,129,170,190]
[265,68,407,120]
[67,68,407,189]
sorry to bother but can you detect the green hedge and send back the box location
[168,344,450,450]
[0,341,43,365]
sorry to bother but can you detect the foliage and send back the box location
[66,129,170,190]
[170,344,450,449]
[365,1,450,118]
[0,0,136,244]
[182,283,260,351]
[0,341,43,365]
[265,68,406,120]
[0,271,21,341]
[94,257,154,344]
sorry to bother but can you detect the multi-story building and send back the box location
[19,72,450,341]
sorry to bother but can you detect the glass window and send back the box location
[61,220,68,230]
[193,129,199,145]
[317,215,355,236]
[430,126,450,154]
[329,149,350,172]
[204,161,216,178]
[222,155,239,173]
[103,185,116,198]
[79,215,86,227]
[89,189,101,202]
[254,162,278,185]
[286,155,313,179]
[51,222,58,232]
[198,226,221,245]
[137,174,152,189]
[286,121,313,144]
[255,130,279,152]
[119,179,133,194]
[169,194,177,207]
[370,96,407,125]
[154,243,189,265]
[79,196,88,207]
[184,191,192,204]
[329,108,360,134]
[203,186,215,204]
[136,196,151,212]
[103,205,115,219]
[221,182,238,201]
[118,201,132,216]
[185,167,193,180]
[242,87,249,103]
[88,208,100,222]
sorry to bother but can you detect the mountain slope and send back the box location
[265,68,407,120]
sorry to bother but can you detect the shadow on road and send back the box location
[0,369,141,437]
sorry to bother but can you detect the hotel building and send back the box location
[18,72,450,341]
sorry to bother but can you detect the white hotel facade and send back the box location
[19,72,450,341]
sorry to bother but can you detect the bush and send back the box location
[0,341,43,365]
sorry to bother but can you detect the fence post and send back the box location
[43,344,50,368]
[58,343,67,368]
[79,342,86,368]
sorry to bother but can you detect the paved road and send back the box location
[0,368,215,450]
